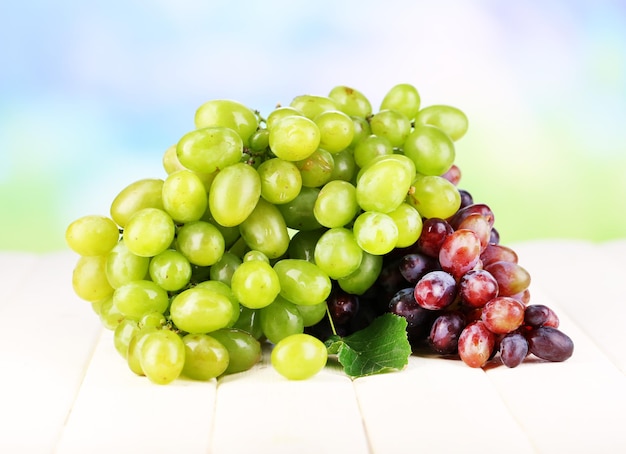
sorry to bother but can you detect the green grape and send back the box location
[209,251,242,286]
[271,333,327,380]
[66,215,120,257]
[182,333,230,380]
[287,228,326,263]
[194,99,259,146]
[239,198,290,259]
[415,104,469,141]
[353,134,393,169]
[295,301,328,327]
[99,296,125,330]
[195,279,241,328]
[259,295,305,344]
[388,202,423,248]
[72,255,114,302]
[257,158,302,205]
[380,83,421,120]
[170,287,233,334]
[268,115,321,161]
[296,148,334,188]
[337,251,383,295]
[242,250,269,263]
[407,174,461,219]
[403,124,456,176]
[112,280,169,320]
[266,106,303,130]
[162,144,185,174]
[138,311,166,330]
[248,129,270,152]
[90,299,104,316]
[273,259,332,306]
[105,239,150,288]
[176,220,225,267]
[113,318,139,358]
[139,329,185,385]
[163,145,219,192]
[162,169,207,223]
[200,209,241,248]
[277,187,323,231]
[356,154,415,213]
[148,249,192,291]
[350,116,372,148]
[368,109,411,148]
[127,327,157,375]
[313,228,363,280]
[314,110,355,153]
[209,162,261,227]
[176,127,243,174]
[352,211,399,255]
[328,148,357,183]
[209,328,262,375]
[289,94,339,120]
[328,85,372,118]
[231,306,263,339]
[230,260,281,309]
[123,208,175,258]
[313,180,358,228]
[110,178,164,228]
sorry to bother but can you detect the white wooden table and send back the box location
[1,239,625,453]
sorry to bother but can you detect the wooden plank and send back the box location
[354,356,535,454]
[485,285,626,452]
[513,239,626,372]
[0,252,102,453]
[210,346,370,454]
[55,329,218,454]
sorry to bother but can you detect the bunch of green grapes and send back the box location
[66,83,470,384]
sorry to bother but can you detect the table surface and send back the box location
[1,239,625,454]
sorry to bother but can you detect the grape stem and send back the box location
[325,303,338,337]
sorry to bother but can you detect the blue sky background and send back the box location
[1,0,625,251]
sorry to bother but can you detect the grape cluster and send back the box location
[66,83,573,384]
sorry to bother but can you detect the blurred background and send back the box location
[1,0,625,252]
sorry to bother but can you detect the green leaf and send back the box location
[324,313,411,378]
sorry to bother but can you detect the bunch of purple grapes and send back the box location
[312,166,574,369]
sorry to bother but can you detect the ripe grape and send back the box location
[458,269,499,308]
[527,327,574,362]
[458,321,495,368]
[438,229,482,279]
[481,297,525,334]
[499,332,529,368]
[182,333,230,380]
[428,311,465,355]
[416,217,453,258]
[398,253,437,284]
[271,333,328,380]
[139,329,186,385]
[524,304,560,328]
[414,270,457,311]
[65,215,120,257]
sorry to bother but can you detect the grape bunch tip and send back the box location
[66,83,574,384]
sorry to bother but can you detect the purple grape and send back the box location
[527,326,574,362]
[458,189,474,209]
[428,311,466,355]
[414,270,457,311]
[449,203,495,230]
[399,253,437,284]
[524,304,560,328]
[327,289,359,325]
[458,269,499,308]
[417,218,453,258]
[499,332,529,368]
[388,288,434,345]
